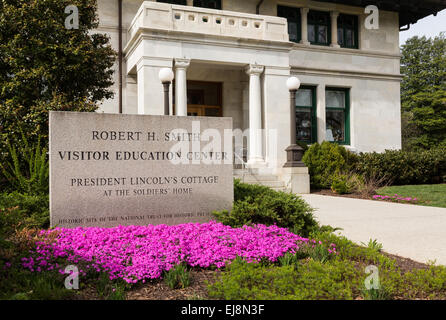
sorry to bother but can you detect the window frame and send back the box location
[325,87,350,145]
[277,5,302,44]
[307,10,331,46]
[193,0,222,9]
[157,0,187,5]
[337,14,359,49]
[295,86,318,144]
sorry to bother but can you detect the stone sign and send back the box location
[49,111,234,228]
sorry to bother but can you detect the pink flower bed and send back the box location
[22,222,312,284]
[373,194,419,204]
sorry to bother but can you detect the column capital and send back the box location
[174,58,191,69]
[330,11,340,19]
[300,7,310,15]
[246,64,264,76]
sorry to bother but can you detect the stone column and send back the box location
[174,58,190,116]
[330,11,340,48]
[246,64,264,166]
[300,8,310,45]
[317,84,326,143]
[137,58,173,115]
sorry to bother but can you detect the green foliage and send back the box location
[331,175,351,194]
[362,287,390,300]
[309,243,332,264]
[277,251,309,268]
[96,273,128,300]
[1,135,49,194]
[302,142,357,189]
[0,192,49,238]
[403,265,446,299]
[361,239,383,253]
[401,34,446,150]
[208,257,361,300]
[354,147,446,185]
[0,0,116,161]
[213,180,318,237]
[164,264,191,290]
[0,267,74,300]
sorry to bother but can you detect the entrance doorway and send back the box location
[186,81,223,117]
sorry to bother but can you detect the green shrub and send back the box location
[164,264,191,289]
[208,257,361,300]
[302,142,357,189]
[354,146,446,186]
[0,268,74,300]
[403,265,446,299]
[330,175,351,194]
[0,192,49,231]
[0,135,49,195]
[213,180,318,237]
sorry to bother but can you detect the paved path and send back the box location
[301,194,446,265]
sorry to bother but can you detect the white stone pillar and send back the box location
[330,11,340,48]
[246,64,264,166]
[300,8,310,45]
[174,58,190,116]
[317,84,326,143]
[137,58,173,115]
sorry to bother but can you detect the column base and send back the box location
[281,167,310,194]
[330,44,340,48]
[247,158,267,169]
[300,40,311,46]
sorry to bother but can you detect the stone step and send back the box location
[233,174,280,183]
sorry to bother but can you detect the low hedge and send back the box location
[213,180,318,237]
[302,142,446,188]
[354,147,446,185]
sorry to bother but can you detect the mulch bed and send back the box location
[311,189,371,200]
[125,269,219,300]
[384,252,430,273]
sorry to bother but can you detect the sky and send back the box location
[399,9,446,45]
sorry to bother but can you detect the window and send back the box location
[337,14,358,49]
[325,88,350,145]
[308,10,331,46]
[193,0,221,9]
[158,0,187,5]
[295,86,317,144]
[277,6,301,43]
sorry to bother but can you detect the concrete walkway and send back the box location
[301,194,446,265]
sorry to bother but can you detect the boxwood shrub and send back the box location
[354,147,446,185]
[213,180,318,237]
[302,141,357,189]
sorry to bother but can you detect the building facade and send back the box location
[94,0,443,191]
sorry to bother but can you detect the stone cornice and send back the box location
[291,66,403,82]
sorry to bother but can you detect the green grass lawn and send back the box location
[377,184,446,208]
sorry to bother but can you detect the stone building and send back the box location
[94,0,446,191]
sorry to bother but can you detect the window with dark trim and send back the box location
[193,0,222,9]
[277,6,301,43]
[325,88,350,145]
[296,86,317,144]
[157,0,187,5]
[337,14,359,49]
[308,10,331,46]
